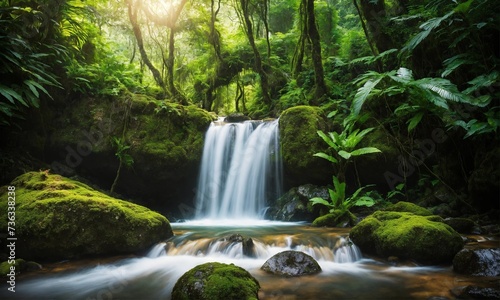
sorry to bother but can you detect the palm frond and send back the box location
[402,11,454,53]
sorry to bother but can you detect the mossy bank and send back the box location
[45,93,214,214]
[0,172,173,261]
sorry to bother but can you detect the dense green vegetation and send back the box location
[0,0,498,217]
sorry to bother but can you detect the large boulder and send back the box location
[453,248,500,276]
[0,172,172,261]
[171,262,260,300]
[349,202,463,264]
[47,93,214,214]
[270,184,328,221]
[279,106,332,186]
[261,250,321,276]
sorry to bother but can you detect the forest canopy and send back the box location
[0,0,498,137]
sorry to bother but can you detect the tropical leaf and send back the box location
[441,54,474,77]
[407,111,424,131]
[402,11,454,53]
[338,150,351,160]
[313,152,338,164]
[352,77,384,116]
[350,147,382,156]
[353,196,376,207]
[414,77,471,104]
[310,197,332,208]
[316,130,337,149]
[0,84,22,104]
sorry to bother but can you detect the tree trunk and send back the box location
[357,0,394,53]
[239,0,272,105]
[140,0,188,104]
[126,0,166,93]
[305,0,327,101]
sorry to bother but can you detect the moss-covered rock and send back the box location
[384,201,433,216]
[279,106,332,186]
[350,207,463,264]
[0,171,173,261]
[0,259,41,275]
[172,262,260,300]
[312,210,357,227]
[47,93,214,213]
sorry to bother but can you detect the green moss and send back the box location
[312,210,356,227]
[172,262,260,300]
[0,172,173,261]
[350,210,463,264]
[385,201,433,216]
[130,101,213,169]
[279,106,332,183]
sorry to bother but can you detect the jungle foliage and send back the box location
[0,0,498,207]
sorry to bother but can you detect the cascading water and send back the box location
[4,120,493,300]
[194,119,282,220]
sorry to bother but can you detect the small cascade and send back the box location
[194,119,282,220]
[148,228,362,263]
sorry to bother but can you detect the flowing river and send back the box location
[2,120,496,299]
[3,221,496,299]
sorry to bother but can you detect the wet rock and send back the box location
[444,218,475,233]
[271,184,328,222]
[261,250,321,276]
[451,285,500,299]
[224,113,251,122]
[350,202,463,264]
[172,262,260,300]
[453,248,500,276]
[219,234,256,258]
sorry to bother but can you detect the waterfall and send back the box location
[194,119,282,220]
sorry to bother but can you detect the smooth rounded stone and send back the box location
[172,262,260,300]
[261,250,321,276]
[453,248,500,276]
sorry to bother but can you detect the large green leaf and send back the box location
[338,150,351,160]
[352,77,384,116]
[309,197,332,208]
[354,196,376,207]
[316,130,337,149]
[350,147,382,157]
[313,152,338,164]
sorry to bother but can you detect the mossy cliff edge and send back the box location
[0,171,173,261]
[45,93,214,212]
